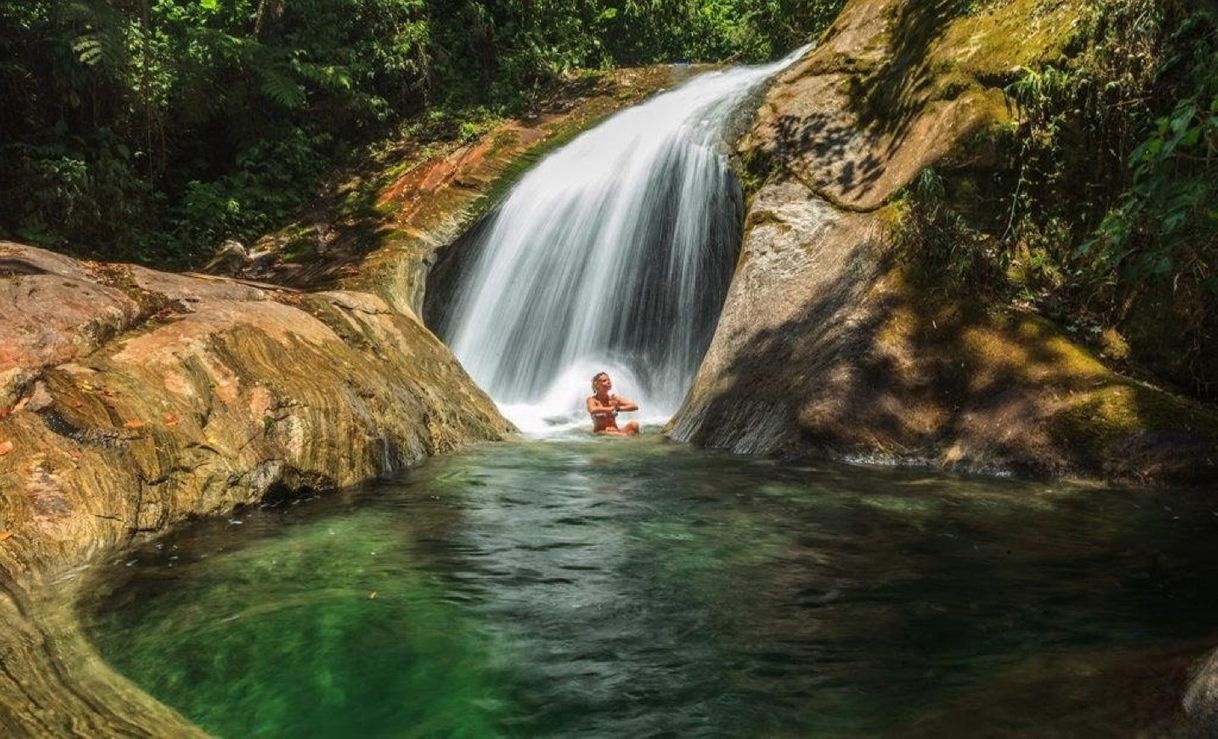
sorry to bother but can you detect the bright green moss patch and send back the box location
[1051,381,1218,459]
[934,0,1082,79]
[1053,384,1143,451]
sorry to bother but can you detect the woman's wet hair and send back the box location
[591,371,608,390]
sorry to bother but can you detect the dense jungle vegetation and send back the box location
[897,0,1217,399]
[0,0,840,267]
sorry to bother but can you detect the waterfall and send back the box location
[439,47,810,434]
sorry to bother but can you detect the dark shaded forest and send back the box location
[0,0,840,267]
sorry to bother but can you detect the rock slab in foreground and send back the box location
[0,240,512,735]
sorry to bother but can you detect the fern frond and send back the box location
[72,34,104,65]
[293,61,352,91]
[259,67,306,108]
[64,1,129,71]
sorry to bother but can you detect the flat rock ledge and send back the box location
[0,240,512,735]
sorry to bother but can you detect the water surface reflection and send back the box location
[86,438,1218,736]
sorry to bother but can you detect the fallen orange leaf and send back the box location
[0,440,13,456]
[163,413,181,425]
[122,420,145,430]
[0,531,12,543]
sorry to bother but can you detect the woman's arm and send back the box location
[611,395,638,412]
[587,396,618,418]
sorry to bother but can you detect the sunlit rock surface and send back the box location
[0,240,511,734]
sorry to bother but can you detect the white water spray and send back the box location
[440,47,809,435]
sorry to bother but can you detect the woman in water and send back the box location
[587,371,640,436]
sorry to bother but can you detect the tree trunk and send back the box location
[254,0,284,40]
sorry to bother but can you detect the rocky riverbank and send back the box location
[0,241,512,734]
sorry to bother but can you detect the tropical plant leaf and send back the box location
[259,68,306,108]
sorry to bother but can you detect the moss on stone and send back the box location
[277,225,318,263]
[1051,381,1218,461]
[1099,328,1131,362]
[933,0,1082,80]
[827,259,1218,481]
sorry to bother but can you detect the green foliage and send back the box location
[1012,0,1218,299]
[895,168,1006,290]
[895,0,1218,396]
[6,133,158,259]
[0,0,842,268]
[1083,31,1218,291]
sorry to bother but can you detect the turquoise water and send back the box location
[85,438,1218,736]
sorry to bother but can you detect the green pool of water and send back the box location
[84,438,1218,736]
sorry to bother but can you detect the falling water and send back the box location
[441,47,810,433]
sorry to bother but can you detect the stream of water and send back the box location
[438,48,808,434]
[85,438,1218,737]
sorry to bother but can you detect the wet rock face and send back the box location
[669,180,885,454]
[0,240,512,734]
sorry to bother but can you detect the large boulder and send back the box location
[0,240,512,734]
[669,0,1218,486]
